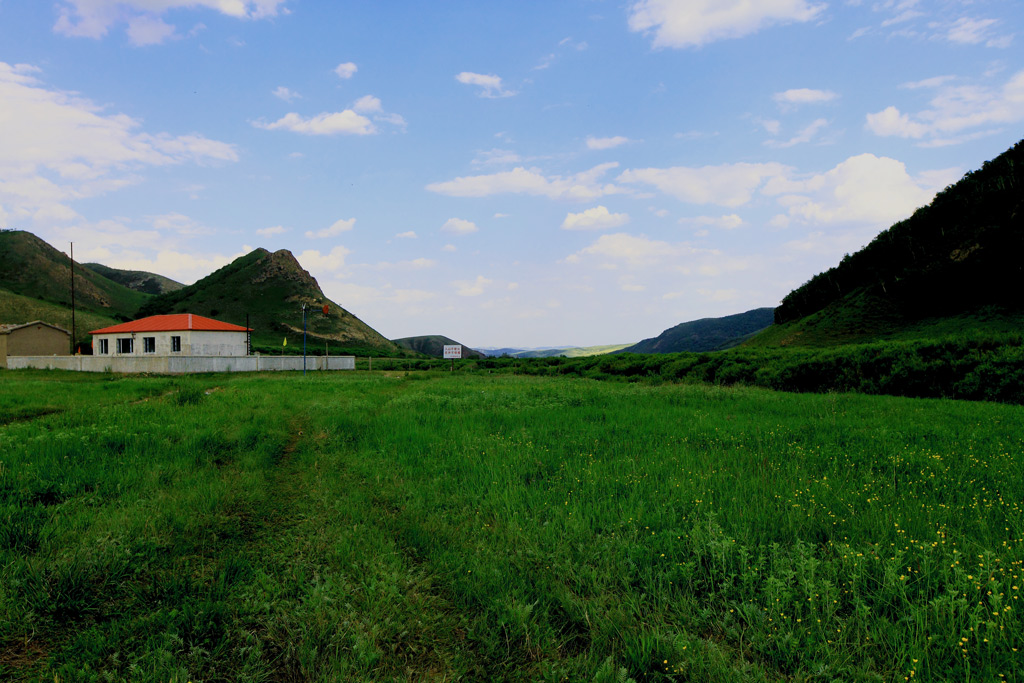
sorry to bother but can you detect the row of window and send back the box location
[96,336,182,354]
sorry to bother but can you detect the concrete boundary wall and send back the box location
[5,355,355,374]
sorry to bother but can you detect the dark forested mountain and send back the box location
[773,140,1024,334]
[621,308,775,353]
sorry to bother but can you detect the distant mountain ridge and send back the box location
[393,335,485,359]
[620,308,775,354]
[478,344,631,358]
[84,263,184,295]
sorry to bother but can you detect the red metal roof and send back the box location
[90,314,252,335]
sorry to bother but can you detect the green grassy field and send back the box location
[1,370,1021,681]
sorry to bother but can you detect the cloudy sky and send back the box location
[1,1,1021,347]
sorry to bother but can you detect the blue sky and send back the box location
[1,1,1021,347]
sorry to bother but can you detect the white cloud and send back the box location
[0,62,237,226]
[901,75,955,90]
[305,218,355,239]
[678,214,744,230]
[33,204,81,224]
[48,217,251,285]
[765,118,829,148]
[352,95,381,113]
[297,246,351,273]
[472,149,522,166]
[865,69,1024,144]
[586,135,630,150]
[149,212,211,235]
[455,72,516,98]
[453,275,492,296]
[395,230,417,239]
[349,95,406,131]
[617,162,788,207]
[620,278,646,292]
[98,248,239,285]
[441,244,457,252]
[53,0,287,43]
[427,163,625,201]
[441,218,478,234]
[943,17,1010,47]
[257,225,287,236]
[881,9,924,28]
[126,14,177,45]
[567,232,704,268]
[773,88,838,106]
[273,86,300,102]
[334,62,358,79]
[561,206,630,231]
[763,153,954,228]
[627,0,825,49]
[864,107,930,138]
[254,110,375,136]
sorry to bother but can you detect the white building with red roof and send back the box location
[90,314,251,357]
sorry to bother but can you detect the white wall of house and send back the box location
[92,330,247,357]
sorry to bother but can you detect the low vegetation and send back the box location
[2,370,1021,681]
[353,332,1024,405]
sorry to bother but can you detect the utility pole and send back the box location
[302,303,307,376]
[70,242,76,354]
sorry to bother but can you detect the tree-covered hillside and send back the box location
[775,140,1024,327]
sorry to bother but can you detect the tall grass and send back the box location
[1,371,1021,681]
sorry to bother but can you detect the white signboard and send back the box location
[443,345,463,359]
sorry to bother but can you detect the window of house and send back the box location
[98,339,109,354]
[171,336,181,353]
[143,337,156,354]
[117,338,133,354]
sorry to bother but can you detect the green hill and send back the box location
[621,308,775,353]
[0,230,151,345]
[393,335,484,359]
[84,263,185,295]
[0,287,121,343]
[136,248,403,355]
[763,139,1024,346]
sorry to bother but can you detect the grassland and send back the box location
[1,370,1022,681]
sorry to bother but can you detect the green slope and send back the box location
[84,263,185,295]
[0,287,122,345]
[767,139,1024,345]
[136,248,404,354]
[0,230,150,322]
[622,307,775,353]
[393,335,484,359]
